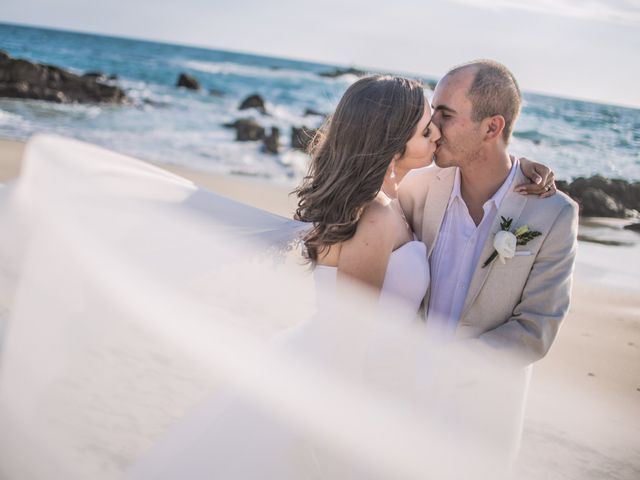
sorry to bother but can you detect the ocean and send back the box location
[1,23,639,184]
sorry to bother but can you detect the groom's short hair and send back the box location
[447,59,522,143]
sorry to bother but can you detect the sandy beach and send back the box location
[1,137,638,478]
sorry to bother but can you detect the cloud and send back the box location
[450,0,640,27]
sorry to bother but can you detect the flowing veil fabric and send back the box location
[0,134,318,479]
[0,135,522,480]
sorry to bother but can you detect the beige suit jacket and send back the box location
[398,164,579,367]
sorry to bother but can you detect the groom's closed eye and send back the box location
[433,105,456,119]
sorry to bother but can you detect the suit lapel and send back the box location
[459,168,529,320]
[421,168,455,259]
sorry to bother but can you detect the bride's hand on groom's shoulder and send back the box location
[516,157,557,198]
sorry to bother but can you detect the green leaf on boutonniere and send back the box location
[482,250,499,268]
[500,216,513,231]
[517,230,542,245]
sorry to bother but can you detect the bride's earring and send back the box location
[390,163,396,179]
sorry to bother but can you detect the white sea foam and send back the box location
[1,53,638,184]
[178,60,326,83]
[0,109,29,127]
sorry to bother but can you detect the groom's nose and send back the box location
[431,110,442,127]
[430,123,442,143]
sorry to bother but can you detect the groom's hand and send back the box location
[515,157,557,198]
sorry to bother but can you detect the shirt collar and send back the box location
[448,155,519,210]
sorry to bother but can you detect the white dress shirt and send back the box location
[427,157,519,338]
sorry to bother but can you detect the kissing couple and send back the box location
[130,59,578,479]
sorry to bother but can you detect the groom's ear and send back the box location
[482,115,506,142]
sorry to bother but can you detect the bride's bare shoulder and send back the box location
[351,197,399,244]
[316,198,397,267]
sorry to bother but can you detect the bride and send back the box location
[129,75,554,479]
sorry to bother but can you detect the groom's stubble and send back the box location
[431,67,485,172]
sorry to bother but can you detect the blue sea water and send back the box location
[1,23,639,183]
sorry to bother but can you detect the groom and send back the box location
[399,59,578,365]
[398,61,578,464]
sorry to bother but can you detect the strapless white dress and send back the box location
[313,240,429,316]
[129,241,430,480]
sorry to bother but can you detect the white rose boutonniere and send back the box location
[482,217,542,268]
[493,230,517,263]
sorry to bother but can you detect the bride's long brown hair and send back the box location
[294,75,425,263]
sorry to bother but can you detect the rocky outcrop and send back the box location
[555,180,570,194]
[263,127,280,154]
[176,73,200,90]
[224,118,265,141]
[239,94,266,114]
[318,67,366,78]
[291,127,318,151]
[557,175,640,218]
[578,188,626,217]
[0,50,127,104]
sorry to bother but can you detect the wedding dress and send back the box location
[129,241,430,480]
[0,135,439,480]
[0,135,514,480]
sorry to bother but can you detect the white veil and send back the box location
[0,135,534,480]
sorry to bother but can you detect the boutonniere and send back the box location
[482,216,542,268]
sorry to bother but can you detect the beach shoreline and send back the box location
[1,136,639,476]
[2,137,638,243]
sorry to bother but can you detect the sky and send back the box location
[2,0,640,108]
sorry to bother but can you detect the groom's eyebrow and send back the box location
[433,104,456,114]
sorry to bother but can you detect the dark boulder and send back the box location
[224,118,265,141]
[614,180,640,211]
[263,127,280,154]
[555,180,570,195]
[176,73,200,90]
[623,223,640,232]
[566,175,640,217]
[291,127,318,151]
[569,175,640,210]
[0,50,127,104]
[576,187,626,217]
[239,94,266,114]
[318,67,366,78]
